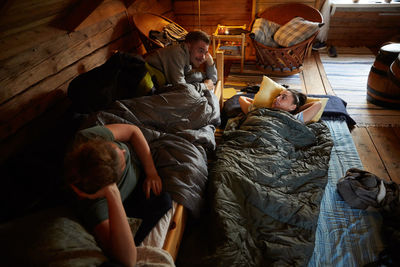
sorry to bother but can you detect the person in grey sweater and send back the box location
[145,30,217,92]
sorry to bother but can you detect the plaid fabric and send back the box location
[274,17,320,47]
[250,18,280,47]
[308,120,383,266]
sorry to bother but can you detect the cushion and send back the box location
[250,18,281,47]
[0,206,142,267]
[252,75,285,108]
[274,17,322,47]
[305,97,329,123]
[308,94,356,127]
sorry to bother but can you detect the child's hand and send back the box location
[143,174,162,199]
[70,183,118,200]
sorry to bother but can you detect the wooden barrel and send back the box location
[390,54,400,84]
[367,43,400,109]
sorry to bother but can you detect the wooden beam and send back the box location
[251,0,256,19]
[215,51,224,109]
[63,0,127,32]
[64,0,105,31]
[162,204,188,261]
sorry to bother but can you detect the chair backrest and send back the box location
[257,3,323,25]
[132,13,187,52]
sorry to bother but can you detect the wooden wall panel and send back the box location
[255,0,318,17]
[0,0,79,38]
[0,32,138,162]
[64,0,127,31]
[0,12,131,104]
[127,0,173,16]
[328,9,400,47]
[172,0,320,35]
[0,0,173,162]
[173,0,253,34]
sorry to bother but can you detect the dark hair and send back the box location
[184,30,210,45]
[64,138,122,194]
[287,89,307,114]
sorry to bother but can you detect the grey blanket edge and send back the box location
[182,108,334,267]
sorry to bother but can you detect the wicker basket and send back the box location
[132,13,187,53]
[250,3,323,76]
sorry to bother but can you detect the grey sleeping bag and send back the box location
[81,84,221,217]
[180,108,333,267]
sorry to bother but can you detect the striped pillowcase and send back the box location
[274,17,322,47]
[250,18,281,47]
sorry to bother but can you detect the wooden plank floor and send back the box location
[302,51,400,184]
[225,50,400,184]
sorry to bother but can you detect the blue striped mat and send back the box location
[309,120,383,266]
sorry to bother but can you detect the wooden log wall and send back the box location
[173,0,319,35]
[173,0,253,34]
[254,0,319,17]
[328,6,400,47]
[0,0,173,163]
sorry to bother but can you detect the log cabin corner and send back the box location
[1,0,400,266]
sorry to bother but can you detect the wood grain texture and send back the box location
[301,52,326,95]
[0,12,131,104]
[0,31,138,141]
[367,127,400,184]
[328,10,400,47]
[351,126,390,181]
[162,204,188,261]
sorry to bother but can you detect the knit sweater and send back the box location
[145,43,217,92]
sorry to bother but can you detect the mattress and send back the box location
[309,120,384,266]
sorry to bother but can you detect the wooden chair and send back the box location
[132,13,187,53]
[250,3,323,76]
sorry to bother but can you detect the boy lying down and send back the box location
[64,124,166,267]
